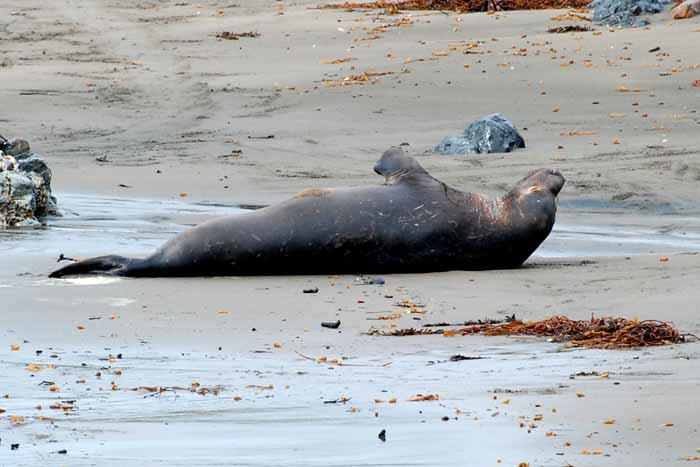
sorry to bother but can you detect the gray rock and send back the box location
[591,0,672,26]
[4,138,31,158]
[17,153,59,215]
[1,172,39,228]
[0,137,60,227]
[14,217,43,228]
[18,154,52,190]
[434,114,525,155]
[1,154,18,172]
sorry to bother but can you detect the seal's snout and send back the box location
[547,169,565,195]
[521,168,565,196]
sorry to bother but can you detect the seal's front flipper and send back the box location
[374,148,432,185]
[373,148,428,184]
[49,255,133,278]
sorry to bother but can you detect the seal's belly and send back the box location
[155,193,461,274]
[223,207,452,274]
[152,186,546,275]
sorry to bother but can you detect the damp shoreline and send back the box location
[2,193,699,265]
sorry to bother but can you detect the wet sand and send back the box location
[3,244,700,466]
[2,0,700,465]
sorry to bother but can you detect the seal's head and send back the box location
[509,168,565,230]
[518,168,565,197]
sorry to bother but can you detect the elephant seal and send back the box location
[49,148,564,278]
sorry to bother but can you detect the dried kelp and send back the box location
[318,0,591,13]
[215,31,260,40]
[548,25,593,33]
[368,316,695,349]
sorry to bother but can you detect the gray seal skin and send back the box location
[49,148,565,278]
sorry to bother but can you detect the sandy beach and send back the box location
[1,0,700,465]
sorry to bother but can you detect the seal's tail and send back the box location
[49,255,134,278]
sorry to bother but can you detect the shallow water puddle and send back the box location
[0,193,245,257]
[542,219,700,257]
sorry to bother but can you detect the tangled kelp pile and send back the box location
[367,316,695,349]
[318,0,591,12]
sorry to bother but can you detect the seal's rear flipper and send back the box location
[49,255,133,278]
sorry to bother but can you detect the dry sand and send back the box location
[1,1,700,465]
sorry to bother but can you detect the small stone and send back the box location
[4,138,31,157]
[0,154,18,172]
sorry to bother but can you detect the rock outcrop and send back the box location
[0,137,60,228]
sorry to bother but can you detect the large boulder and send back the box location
[434,114,525,155]
[16,154,59,216]
[590,0,672,26]
[0,137,59,227]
